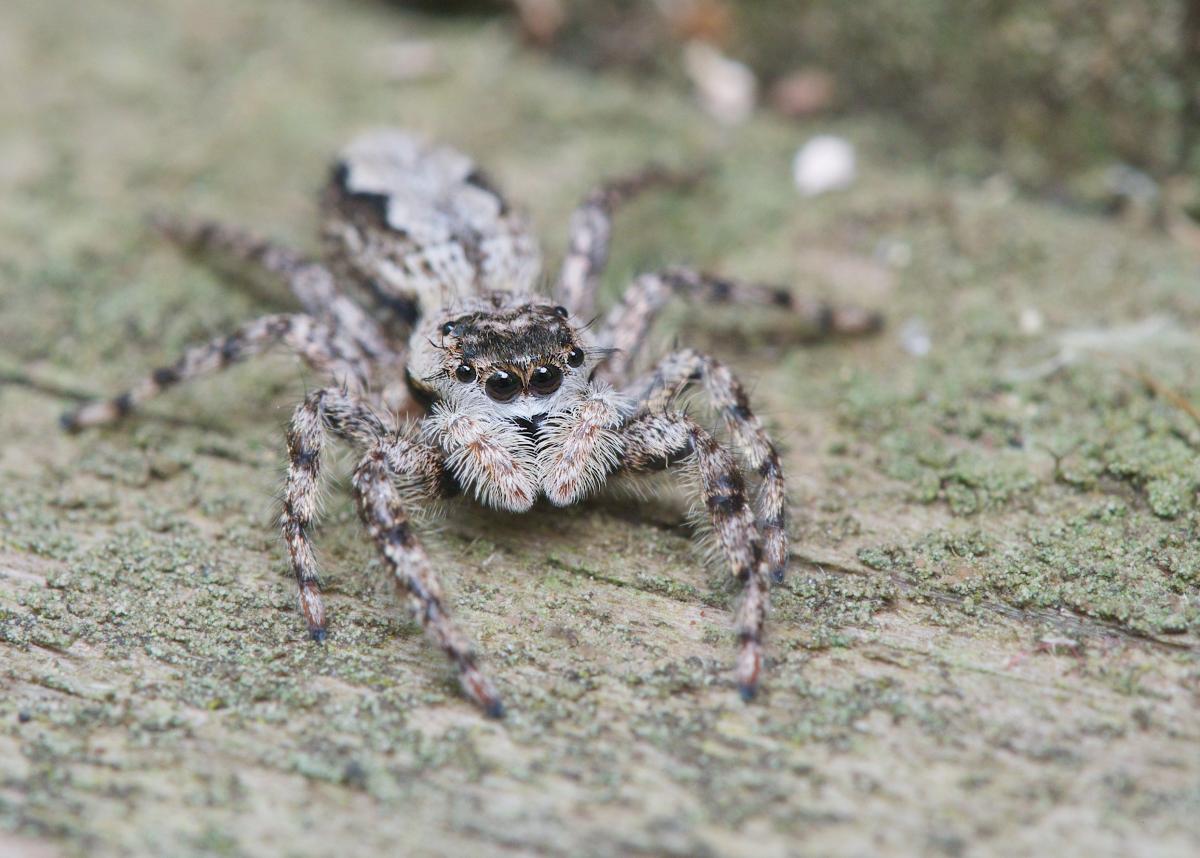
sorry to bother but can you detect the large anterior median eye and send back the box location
[485,370,521,402]
[530,365,562,395]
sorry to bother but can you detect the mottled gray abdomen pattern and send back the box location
[321,130,541,323]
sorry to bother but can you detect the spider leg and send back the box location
[281,389,498,714]
[620,411,769,700]
[281,387,395,640]
[538,382,629,507]
[421,402,539,513]
[624,349,787,584]
[60,313,369,431]
[555,166,703,319]
[150,213,395,361]
[353,444,504,717]
[596,266,883,382]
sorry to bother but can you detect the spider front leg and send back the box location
[420,402,540,512]
[620,412,769,700]
[555,166,703,319]
[538,382,629,507]
[282,387,396,639]
[61,313,371,431]
[625,349,787,584]
[596,266,883,381]
[353,445,503,717]
[283,389,500,715]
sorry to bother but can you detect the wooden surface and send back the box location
[1,1,1198,855]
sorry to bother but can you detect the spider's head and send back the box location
[408,294,601,419]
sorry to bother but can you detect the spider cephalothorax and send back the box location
[414,296,591,413]
[63,130,881,716]
[407,292,625,514]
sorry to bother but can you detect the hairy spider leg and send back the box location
[554,165,704,319]
[625,349,788,585]
[61,313,370,431]
[597,266,883,382]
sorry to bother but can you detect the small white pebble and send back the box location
[1019,307,1044,336]
[683,41,757,126]
[898,317,931,356]
[792,135,856,197]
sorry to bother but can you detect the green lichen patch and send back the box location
[858,497,1200,637]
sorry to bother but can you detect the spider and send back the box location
[62,130,881,716]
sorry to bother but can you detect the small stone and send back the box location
[770,69,836,118]
[683,40,757,126]
[792,135,856,197]
[1019,307,1044,335]
[898,317,931,357]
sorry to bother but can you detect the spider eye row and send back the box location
[452,349,586,400]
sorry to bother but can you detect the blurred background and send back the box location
[3,2,1200,857]
[408,0,1200,219]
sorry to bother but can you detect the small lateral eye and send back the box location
[454,364,477,383]
[441,322,456,336]
[566,347,585,368]
[553,305,569,318]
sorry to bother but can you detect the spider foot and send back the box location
[59,396,129,433]
[299,582,327,642]
[736,636,763,703]
[460,661,505,719]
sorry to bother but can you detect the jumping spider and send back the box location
[63,130,880,716]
